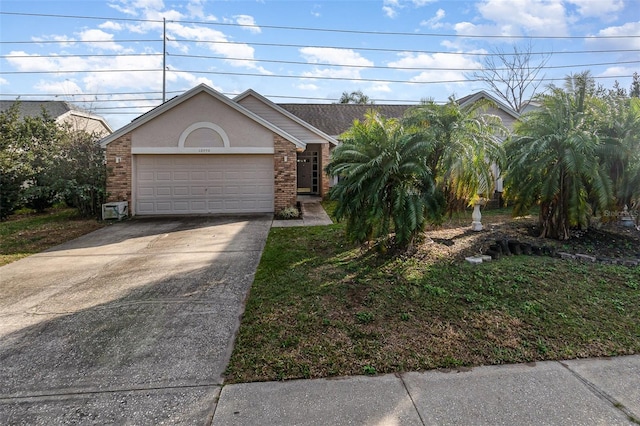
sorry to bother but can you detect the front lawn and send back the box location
[225,214,640,383]
[0,208,105,266]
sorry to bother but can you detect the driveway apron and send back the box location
[0,215,271,425]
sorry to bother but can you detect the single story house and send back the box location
[100,84,518,217]
[99,84,338,216]
[0,100,113,136]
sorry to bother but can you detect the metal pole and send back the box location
[162,18,166,103]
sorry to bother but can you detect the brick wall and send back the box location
[320,143,331,198]
[273,134,298,212]
[105,133,132,208]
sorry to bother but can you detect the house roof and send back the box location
[0,100,113,133]
[234,89,339,146]
[277,104,413,137]
[456,90,520,120]
[99,84,306,150]
[0,100,77,120]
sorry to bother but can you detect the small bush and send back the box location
[276,206,301,220]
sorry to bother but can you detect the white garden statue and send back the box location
[471,198,486,231]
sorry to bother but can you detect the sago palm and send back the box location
[326,111,437,248]
[505,73,613,239]
[402,98,507,211]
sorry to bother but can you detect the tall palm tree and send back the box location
[402,98,507,211]
[326,111,436,248]
[505,72,613,239]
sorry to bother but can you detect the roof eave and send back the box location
[235,89,339,146]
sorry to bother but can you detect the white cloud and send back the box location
[34,79,85,96]
[420,8,446,29]
[383,0,401,18]
[586,21,640,50]
[186,0,217,20]
[32,34,76,48]
[81,54,163,92]
[77,29,126,52]
[301,67,364,80]
[370,83,392,93]
[234,15,261,34]
[567,0,624,19]
[383,0,435,18]
[99,21,124,31]
[108,0,165,16]
[388,52,482,84]
[295,83,319,91]
[299,48,374,67]
[598,66,636,78]
[412,0,436,6]
[457,0,569,37]
[0,77,9,86]
[166,22,271,73]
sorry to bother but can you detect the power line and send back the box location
[0,65,632,84]
[0,39,159,44]
[3,54,637,74]
[1,69,162,74]
[3,37,639,58]
[166,52,640,72]
[2,10,638,39]
[0,53,163,58]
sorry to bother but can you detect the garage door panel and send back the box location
[156,187,172,196]
[135,155,274,215]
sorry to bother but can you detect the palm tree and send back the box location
[596,94,640,211]
[504,72,613,239]
[402,98,507,212]
[326,111,436,248]
[338,90,373,104]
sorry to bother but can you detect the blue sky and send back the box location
[1,0,639,130]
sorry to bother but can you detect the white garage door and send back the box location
[135,155,274,215]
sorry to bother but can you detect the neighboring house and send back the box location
[0,100,113,136]
[456,90,520,132]
[99,84,518,217]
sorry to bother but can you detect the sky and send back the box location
[1,0,639,130]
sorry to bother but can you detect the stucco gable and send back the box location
[100,84,305,150]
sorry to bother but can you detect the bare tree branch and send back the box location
[467,42,550,113]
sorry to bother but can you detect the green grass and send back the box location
[225,223,640,383]
[0,208,105,266]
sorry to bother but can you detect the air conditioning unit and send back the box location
[102,201,129,220]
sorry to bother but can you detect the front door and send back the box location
[297,151,318,194]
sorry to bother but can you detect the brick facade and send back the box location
[273,134,298,212]
[320,143,331,198]
[105,133,132,208]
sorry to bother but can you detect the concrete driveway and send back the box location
[0,215,272,425]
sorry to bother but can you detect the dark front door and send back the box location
[297,151,318,194]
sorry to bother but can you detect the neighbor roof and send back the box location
[0,100,113,133]
[0,100,81,120]
[277,104,413,136]
[456,90,520,119]
[234,89,339,146]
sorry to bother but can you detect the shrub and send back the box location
[276,206,301,220]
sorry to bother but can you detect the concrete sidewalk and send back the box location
[272,197,333,228]
[212,355,640,425]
